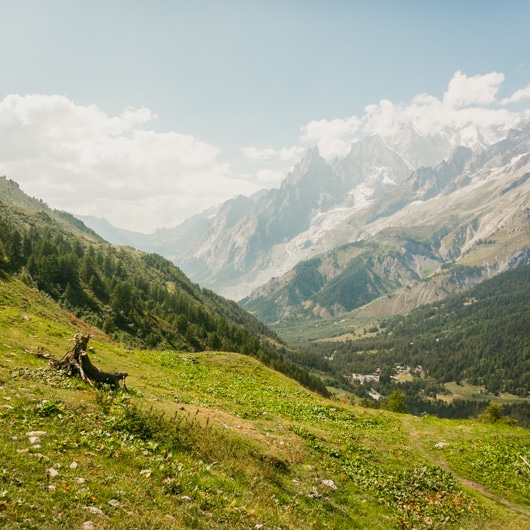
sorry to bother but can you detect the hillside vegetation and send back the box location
[2,276,530,529]
[2,176,530,528]
[0,176,327,396]
[301,263,530,424]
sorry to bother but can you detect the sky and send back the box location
[1,0,530,232]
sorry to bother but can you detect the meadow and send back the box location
[1,277,530,529]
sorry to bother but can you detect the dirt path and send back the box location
[400,415,530,520]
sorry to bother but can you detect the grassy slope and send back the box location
[1,276,530,529]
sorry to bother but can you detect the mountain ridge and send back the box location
[79,126,481,298]
[76,122,530,325]
[241,125,530,326]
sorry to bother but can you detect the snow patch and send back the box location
[349,183,374,206]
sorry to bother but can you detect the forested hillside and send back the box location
[305,264,530,417]
[241,236,433,323]
[2,186,530,528]
[0,177,328,395]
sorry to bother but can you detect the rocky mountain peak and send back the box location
[283,146,326,187]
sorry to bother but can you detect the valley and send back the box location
[2,119,530,529]
[1,275,530,529]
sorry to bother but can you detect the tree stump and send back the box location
[50,333,128,390]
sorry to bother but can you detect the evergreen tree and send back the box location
[382,389,408,413]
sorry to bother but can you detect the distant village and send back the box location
[350,365,423,384]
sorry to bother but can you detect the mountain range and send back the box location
[80,121,530,331]
[3,134,530,530]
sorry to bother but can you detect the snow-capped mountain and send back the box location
[80,122,529,309]
[241,124,530,323]
[164,126,490,299]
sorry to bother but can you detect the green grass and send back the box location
[272,310,378,344]
[1,276,530,529]
[442,382,528,404]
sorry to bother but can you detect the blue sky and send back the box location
[1,1,530,231]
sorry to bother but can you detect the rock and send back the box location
[308,486,322,499]
[47,467,59,477]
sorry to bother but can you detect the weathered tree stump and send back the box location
[50,333,128,390]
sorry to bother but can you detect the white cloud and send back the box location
[442,70,504,107]
[239,145,303,189]
[241,146,278,161]
[2,72,530,232]
[500,83,530,105]
[303,72,526,157]
[254,169,286,187]
[241,145,304,163]
[0,94,251,232]
[299,116,362,159]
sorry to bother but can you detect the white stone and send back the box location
[322,479,338,489]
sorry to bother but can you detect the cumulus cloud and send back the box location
[442,70,504,107]
[254,169,287,186]
[2,72,530,232]
[238,145,304,189]
[300,71,527,159]
[0,94,257,232]
[299,116,362,159]
[241,145,303,162]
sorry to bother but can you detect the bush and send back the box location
[477,402,517,425]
